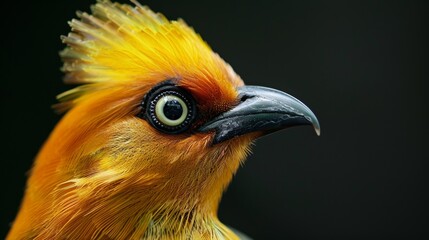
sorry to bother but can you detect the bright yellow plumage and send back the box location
[58,0,240,106]
[8,1,320,239]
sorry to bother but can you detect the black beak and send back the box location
[199,86,320,144]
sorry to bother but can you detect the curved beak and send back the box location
[199,85,320,144]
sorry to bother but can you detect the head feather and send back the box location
[59,0,242,110]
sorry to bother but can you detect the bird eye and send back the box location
[140,82,196,134]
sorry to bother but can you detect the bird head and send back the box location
[9,1,319,239]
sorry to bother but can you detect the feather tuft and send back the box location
[59,0,241,111]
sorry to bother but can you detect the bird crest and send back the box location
[59,0,241,111]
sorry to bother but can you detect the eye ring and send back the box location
[140,82,197,134]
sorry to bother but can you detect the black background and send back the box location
[1,0,428,239]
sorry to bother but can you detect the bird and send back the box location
[7,0,320,239]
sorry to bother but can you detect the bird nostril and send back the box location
[239,94,254,103]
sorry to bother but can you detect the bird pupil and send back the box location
[163,100,183,120]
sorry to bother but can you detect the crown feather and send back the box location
[59,0,239,107]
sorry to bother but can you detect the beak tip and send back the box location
[304,109,320,137]
[312,119,321,136]
[315,126,321,136]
